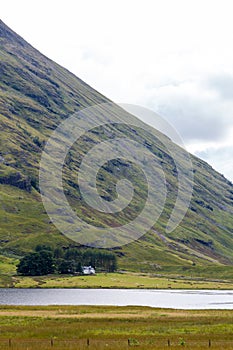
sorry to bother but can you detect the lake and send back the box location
[0,289,233,309]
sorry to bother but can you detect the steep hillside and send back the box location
[0,19,233,277]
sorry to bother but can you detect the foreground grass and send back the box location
[0,306,232,349]
[1,272,233,289]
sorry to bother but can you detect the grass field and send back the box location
[1,271,233,289]
[1,253,232,289]
[0,305,232,349]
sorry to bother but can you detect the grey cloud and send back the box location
[157,101,227,142]
[81,47,112,66]
[206,74,233,100]
[196,146,233,182]
[146,77,233,143]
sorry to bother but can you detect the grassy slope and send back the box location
[0,306,233,349]
[0,20,233,280]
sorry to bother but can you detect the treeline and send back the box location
[17,245,117,276]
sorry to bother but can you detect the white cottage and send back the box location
[82,266,95,275]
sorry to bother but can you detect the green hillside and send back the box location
[0,19,233,280]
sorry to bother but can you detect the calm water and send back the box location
[0,289,233,309]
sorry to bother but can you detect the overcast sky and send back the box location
[1,0,233,181]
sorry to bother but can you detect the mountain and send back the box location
[0,19,233,278]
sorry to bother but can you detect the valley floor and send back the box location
[0,305,232,349]
[1,272,233,289]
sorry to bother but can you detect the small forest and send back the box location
[17,245,117,276]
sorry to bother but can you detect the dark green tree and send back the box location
[35,244,53,253]
[17,250,55,276]
[56,258,83,274]
[64,248,82,260]
[53,247,64,259]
